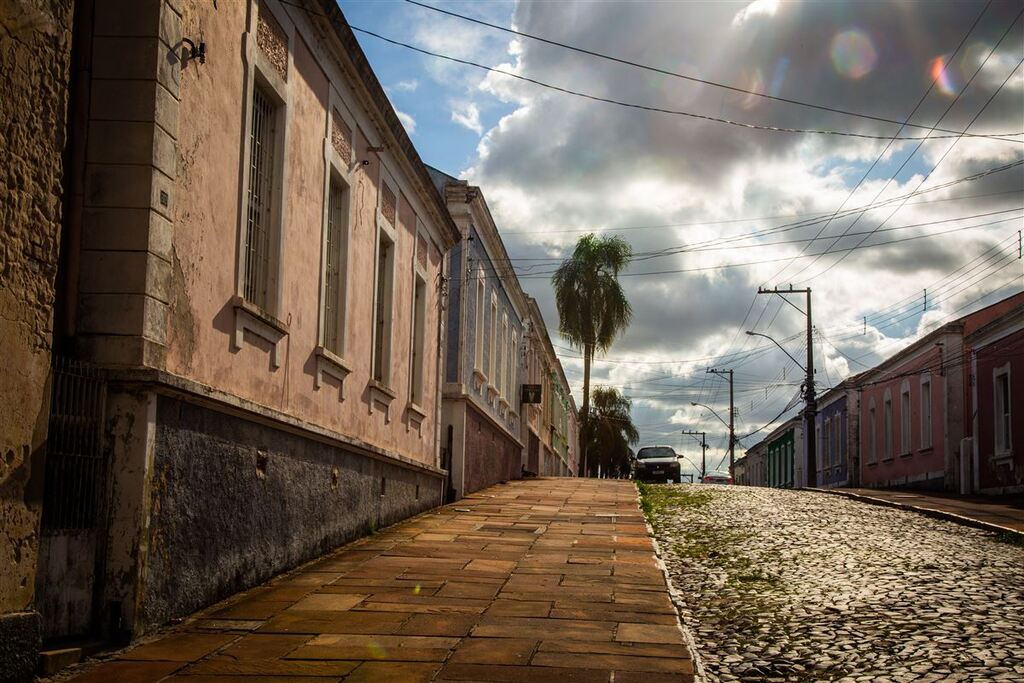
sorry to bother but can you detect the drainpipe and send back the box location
[434,249,448,500]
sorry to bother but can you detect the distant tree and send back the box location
[586,387,639,478]
[552,233,633,477]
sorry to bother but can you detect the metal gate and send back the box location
[36,356,108,639]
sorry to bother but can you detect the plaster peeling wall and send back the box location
[0,0,74,677]
[140,396,441,630]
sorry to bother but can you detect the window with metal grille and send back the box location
[373,233,394,384]
[244,85,278,309]
[410,275,426,404]
[41,357,107,533]
[322,177,348,355]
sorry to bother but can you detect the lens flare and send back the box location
[830,29,878,79]
[741,69,765,109]
[930,55,958,96]
[769,57,790,97]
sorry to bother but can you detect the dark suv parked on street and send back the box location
[632,446,682,483]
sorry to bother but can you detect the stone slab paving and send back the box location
[65,478,694,683]
[831,488,1024,533]
[645,484,1024,683]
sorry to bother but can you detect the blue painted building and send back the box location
[429,168,530,500]
[813,379,861,488]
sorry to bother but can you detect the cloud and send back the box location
[394,108,417,134]
[438,0,1024,465]
[732,0,780,27]
[451,101,484,135]
[392,79,419,92]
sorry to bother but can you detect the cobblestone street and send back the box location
[644,484,1024,683]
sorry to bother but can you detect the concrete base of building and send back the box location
[122,393,444,634]
[0,611,41,683]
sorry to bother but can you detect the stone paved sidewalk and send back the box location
[829,488,1024,534]
[65,478,694,683]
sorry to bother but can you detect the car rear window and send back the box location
[637,447,676,459]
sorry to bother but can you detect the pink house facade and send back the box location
[965,300,1024,494]
[858,292,1024,492]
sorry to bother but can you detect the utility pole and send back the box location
[756,286,817,487]
[707,368,735,479]
[681,430,708,480]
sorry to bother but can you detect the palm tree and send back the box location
[586,387,639,478]
[552,233,633,477]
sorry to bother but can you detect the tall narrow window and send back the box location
[475,277,485,373]
[322,177,348,355]
[372,232,394,384]
[900,385,911,454]
[495,316,505,398]
[995,367,1012,453]
[920,377,932,449]
[508,331,517,404]
[884,396,893,460]
[489,298,497,384]
[816,425,822,472]
[244,85,278,309]
[868,401,877,464]
[410,275,426,404]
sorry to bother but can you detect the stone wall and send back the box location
[0,0,75,679]
[140,395,442,631]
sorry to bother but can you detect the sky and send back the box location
[339,0,1024,478]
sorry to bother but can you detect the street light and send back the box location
[690,401,729,429]
[691,401,736,480]
[745,331,806,371]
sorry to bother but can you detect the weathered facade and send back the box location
[812,379,861,489]
[741,441,767,486]
[964,299,1024,494]
[21,0,459,660]
[524,299,578,477]
[431,169,530,499]
[765,418,802,488]
[0,1,76,677]
[857,293,1024,492]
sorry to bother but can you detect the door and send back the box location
[35,356,108,639]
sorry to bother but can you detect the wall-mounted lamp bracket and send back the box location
[182,38,206,64]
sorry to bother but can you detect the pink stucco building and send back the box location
[33,0,460,647]
[858,292,1024,492]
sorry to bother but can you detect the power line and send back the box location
[346,24,1024,143]
[403,0,1023,144]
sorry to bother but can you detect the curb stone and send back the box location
[638,486,708,683]
[804,487,1024,542]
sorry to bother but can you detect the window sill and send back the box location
[368,380,397,423]
[918,445,933,455]
[407,401,427,434]
[499,397,510,411]
[231,295,289,368]
[881,456,894,463]
[899,451,913,458]
[487,384,499,401]
[472,369,488,390]
[993,449,1014,464]
[314,346,351,401]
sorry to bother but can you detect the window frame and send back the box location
[408,229,428,409]
[919,374,932,450]
[867,398,877,465]
[900,380,912,455]
[317,94,356,360]
[236,3,292,316]
[371,168,399,388]
[994,363,1012,455]
[883,390,893,461]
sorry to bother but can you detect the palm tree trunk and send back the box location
[580,343,592,477]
